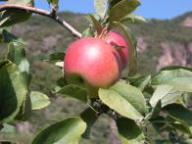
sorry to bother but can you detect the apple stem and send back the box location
[0,4,82,38]
[97,27,108,39]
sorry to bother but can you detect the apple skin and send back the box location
[105,31,129,69]
[64,37,122,90]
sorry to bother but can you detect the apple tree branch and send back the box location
[0,4,82,38]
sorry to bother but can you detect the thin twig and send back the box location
[0,4,82,38]
[50,3,58,18]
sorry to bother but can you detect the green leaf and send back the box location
[8,40,27,66]
[109,0,140,23]
[56,77,67,88]
[0,10,32,27]
[7,0,34,5]
[30,91,50,110]
[16,94,31,120]
[1,123,16,133]
[0,0,34,27]
[184,139,192,143]
[89,14,103,35]
[150,85,182,108]
[82,27,94,37]
[58,84,88,103]
[116,118,145,144]
[168,118,192,135]
[152,66,192,92]
[112,22,137,75]
[6,40,31,120]
[137,75,151,91]
[7,40,30,85]
[32,117,87,144]
[111,81,147,114]
[48,52,65,63]
[80,107,98,138]
[121,14,148,23]
[0,28,17,43]
[160,65,192,71]
[94,0,108,19]
[47,0,59,5]
[150,116,166,131]
[109,0,121,8]
[99,81,146,121]
[163,104,192,135]
[131,75,151,91]
[182,93,192,107]
[0,60,28,122]
[147,101,162,120]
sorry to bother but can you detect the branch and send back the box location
[0,4,82,38]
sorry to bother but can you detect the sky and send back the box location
[1,0,192,19]
[34,0,192,19]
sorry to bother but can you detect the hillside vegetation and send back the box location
[0,11,192,144]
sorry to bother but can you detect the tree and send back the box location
[0,0,192,143]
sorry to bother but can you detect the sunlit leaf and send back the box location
[109,0,140,22]
[7,40,30,85]
[121,14,148,23]
[99,81,146,121]
[152,66,192,92]
[0,60,28,122]
[32,117,86,144]
[150,85,182,108]
[94,0,108,19]
[7,0,34,5]
[30,91,50,110]
[1,123,16,133]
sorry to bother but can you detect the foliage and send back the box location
[0,0,192,144]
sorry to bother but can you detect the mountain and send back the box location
[0,11,192,144]
[11,11,192,76]
[131,12,192,72]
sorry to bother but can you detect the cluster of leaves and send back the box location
[0,0,51,143]
[0,0,192,144]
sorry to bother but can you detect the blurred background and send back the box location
[0,0,192,143]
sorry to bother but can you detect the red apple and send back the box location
[64,37,122,90]
[105,31,129,69]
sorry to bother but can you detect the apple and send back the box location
[105,31,129,69]
[64,37,122,91]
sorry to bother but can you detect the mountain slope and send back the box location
[11,12,192,76]
[0,11,192,144]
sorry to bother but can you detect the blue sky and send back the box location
[1,0,192,19]
[136,0,192,19]
[34,0,192,19]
